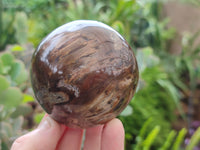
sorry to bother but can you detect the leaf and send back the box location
[10,60,23,81]
[136,47,160,73]
[0,105,15,121]
[0,60,4,74]
[143,47,153,56]
[11,104,32,118]
[0,121,13,150]
[0,122,13,137]
[111,21,125,35]
[0,75,10,92]
[34,112,45,124]
[186,127,200,150]
[0,87,23,108]
[22,94,34,103]
[11,45,24,52]
[188,30,200,49]
[0,66,11,75]
[14,12,28,44]
[0,53,14,67]
[14,69,28,85]
[1,140,9,150]
[172,128,187,150]
[139,118,153,139]
[157,79,179,104]
[157,79,185,119]
[0,53,14,74]
[134,118,153,150]
[120,105,133,116]
[159,130,177,150]
[143,125,160,150]
[11,116,24,133]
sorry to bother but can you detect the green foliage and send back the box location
[24,0,174,51]
[11,45,24,52]
[0,87,23,108]
[159,130,177,150]
[0,75,10,91]
[172,128,187,150]
[135,124,160,150]
[0,104,32,150]
[27,0,70,46]
[0,51,33,149]
[133,119,200,150]
[1,1,199,150]
[120,47,180,149]
[122,27,200,149]
[186,127,200,150]
[34,112,45,124]
[0,52,28,85]
[0,4,28,50]
[22,94,34,103]
[143,126,161,150]
[130,1,175,51]
[162,30,200,93]
[177,31,200,87]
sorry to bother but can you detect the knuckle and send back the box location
[11,135,27,150]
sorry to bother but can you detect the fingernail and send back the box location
[38,116,52,130]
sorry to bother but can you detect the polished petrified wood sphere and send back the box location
[31,20,139,128]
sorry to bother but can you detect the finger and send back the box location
[101,118,125,150]
[57,127,83,150]
[11,116,66,150]
[83,125,103,150]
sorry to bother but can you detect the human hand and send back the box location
[11,115,124,150]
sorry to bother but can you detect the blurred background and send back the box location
[0,0,200,149]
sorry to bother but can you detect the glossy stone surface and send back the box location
[31,20,139,128]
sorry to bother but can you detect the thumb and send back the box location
[11,116,66,150]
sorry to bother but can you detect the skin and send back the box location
[11,115,124,150]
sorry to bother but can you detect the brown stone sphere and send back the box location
[31,20,139,128]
